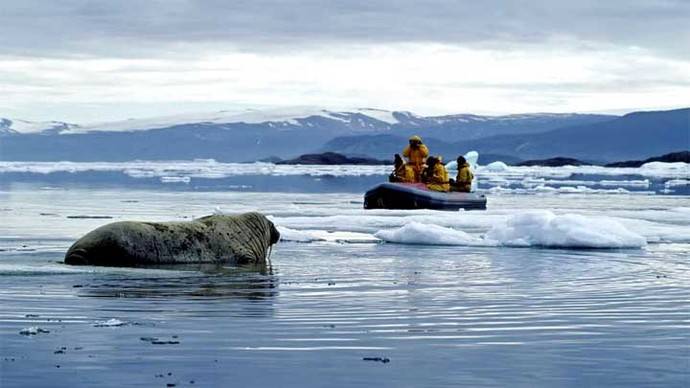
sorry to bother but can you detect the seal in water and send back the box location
[64,212,280,267]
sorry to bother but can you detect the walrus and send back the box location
[64,212,280,267]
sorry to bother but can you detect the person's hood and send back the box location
[409,135,422,142]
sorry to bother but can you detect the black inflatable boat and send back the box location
[364,183,487,211]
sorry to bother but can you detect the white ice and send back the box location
[93,318,127,327]
[275,226,378,243]
[484,211,647,248]
[2,160,688,187]
[374,211,648,249]
[374,222,490,246]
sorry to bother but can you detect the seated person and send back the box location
[451,156,474,192]
[389,154,415,183]
[402,135,429,182]
[421,156,450,192]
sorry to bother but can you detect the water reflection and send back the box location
[77,263,278,301]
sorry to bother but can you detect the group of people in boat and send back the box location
[389,135,474,192]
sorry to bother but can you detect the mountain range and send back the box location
[0,107,687,163]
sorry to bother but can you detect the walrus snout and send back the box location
[269,222,280,245]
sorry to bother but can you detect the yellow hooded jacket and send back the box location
[455,163,474,192]
[426,163,450,192]
[402,144,429,180]
[394,163,416,183]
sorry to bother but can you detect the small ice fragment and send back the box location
[19,327,49,335]
[94,318,126,327]
[19,327,38,335]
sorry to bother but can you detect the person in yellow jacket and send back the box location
[453,155,474,192]
[389,154,416,183]
[402,135,429,182]
[422,156,450,192]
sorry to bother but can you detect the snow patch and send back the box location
[355,108,399,124]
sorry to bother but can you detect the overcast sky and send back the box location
[1,0,688,122]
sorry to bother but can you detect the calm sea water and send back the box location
[1,168,689,387]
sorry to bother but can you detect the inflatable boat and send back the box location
[364,183,487,211]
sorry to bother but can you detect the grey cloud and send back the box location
[1,0,689,58]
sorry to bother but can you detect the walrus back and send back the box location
[64,212,280,267]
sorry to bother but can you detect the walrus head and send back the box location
[268,220,280,245]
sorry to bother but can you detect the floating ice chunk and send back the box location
[664,179,689,188]
[278,226,378,243]
[375,212,647,249]
[599,179,650,188]
[278,227,326,242]
[94,318,127,327]
[20,327,38,335]
[374,222,491,246]
[485,211,647,249]
[486,161,509,172]
[488,185,649,195]
[19,327,50,335]
[160,176,191,183]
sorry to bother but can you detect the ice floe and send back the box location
[484,211,647,248]
[664,179,689,188]
[278,226,378,243]
[374,222,490,246]
[374,211,648,249]
[1,159,687,196]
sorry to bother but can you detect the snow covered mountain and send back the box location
[324,108,690,163]
[1,107,407,136]
[0,118,78,135]
[0,107,616,162]
[1,107,611,138]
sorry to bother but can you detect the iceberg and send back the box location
[486,161,509,172]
